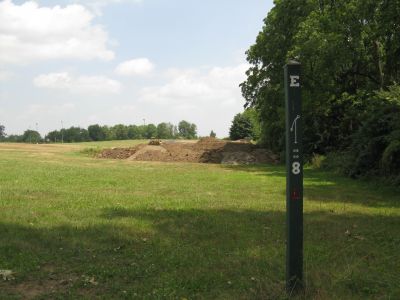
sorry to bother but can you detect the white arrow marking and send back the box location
[290,115,301,144]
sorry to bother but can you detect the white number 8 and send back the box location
[292,162,301,175]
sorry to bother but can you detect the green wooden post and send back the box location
[284,61,303,292]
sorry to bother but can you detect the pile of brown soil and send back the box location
[98,138,278,164]
[97,147,137,159]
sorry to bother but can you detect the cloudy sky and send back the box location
[0,0,273,137]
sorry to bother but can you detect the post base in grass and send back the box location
[286,277,304,294]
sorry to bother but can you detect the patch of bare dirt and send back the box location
[98,138,278,164]
[0,274,77,300]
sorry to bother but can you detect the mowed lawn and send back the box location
[0,142,399,299]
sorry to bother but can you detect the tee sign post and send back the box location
[284,61,303,292]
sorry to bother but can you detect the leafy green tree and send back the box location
[242,108,261,141]
[112,124,129,140]
[5,134,23,142]
[22,130,41,143]
[229,113,253,140]
[137,125,147,139]
[242,0,400,154]
[144,124,157,139]
[88,124,106,141]
[62,127,90,142]
[346,85,400,179]
[0,125,5,139]
[101,126,115,141]
[241,0,313,151]
[178,120,197,139]
[127,125,142,139]
[46,130,62,143]
[209,130,216,138]
[156,122,174,139]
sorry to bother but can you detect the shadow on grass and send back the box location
[223,164,400,208]
[1,208,399,299]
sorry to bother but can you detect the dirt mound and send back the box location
[97,147,137,159]
[98,139,278,164]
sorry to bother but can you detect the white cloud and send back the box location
[0,0,114,64]
[73,0,143,15]
[140,64,248,105]
[115,58,154,76]
[34,72,121,95]
[139,63,249,136]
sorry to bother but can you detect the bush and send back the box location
[320,85,400,185]
[381,140,400,175]
[228,108,261,141]
[80,147,101,157]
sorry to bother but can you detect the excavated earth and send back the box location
[98,138,278,165]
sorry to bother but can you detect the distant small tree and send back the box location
[127,125,141,139]
[88,124,106,141]
[242,108,261,140]
[209,130,216,138]
[0,125,5,140]
[22,130,41,143]
[102,126,115,141]
[157,122,174,139]
[229,113,253,140]
[5,134,23,142]
[144,124,157,139]
[62,127,90,142]
[113,124,129,140]
[178,120,197,139]
[46,130,62,143]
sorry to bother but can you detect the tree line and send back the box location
[0,120,198,143]
[241,0,400,184]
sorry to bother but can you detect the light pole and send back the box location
[35,123,39,143]
[61,120,64,144]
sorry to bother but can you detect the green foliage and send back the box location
[5,120,198,144]
[156,122,174,139]
[0,125,5,139]
[112,124,129,140]
[309,153,326,169]
[3,134,23,142]
[41,121,197,143]
[22,130,41,143]
[178,120,197,139]
[320,87,400,184]
[242,0,400,182]
[242,108,261,141]
[209,130,216,138]
[144,123,157,139]
[88,124,106,141]
[46,130,62,142]
[79,147,102,157]
[229,113,253,140]
[62,127,90,143]
[382,141,400,176]
[127,125,142,139]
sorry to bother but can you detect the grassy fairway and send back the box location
[0,142,399,299]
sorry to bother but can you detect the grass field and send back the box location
[0,141,399,299]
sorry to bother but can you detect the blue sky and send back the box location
[0,0,273,137]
